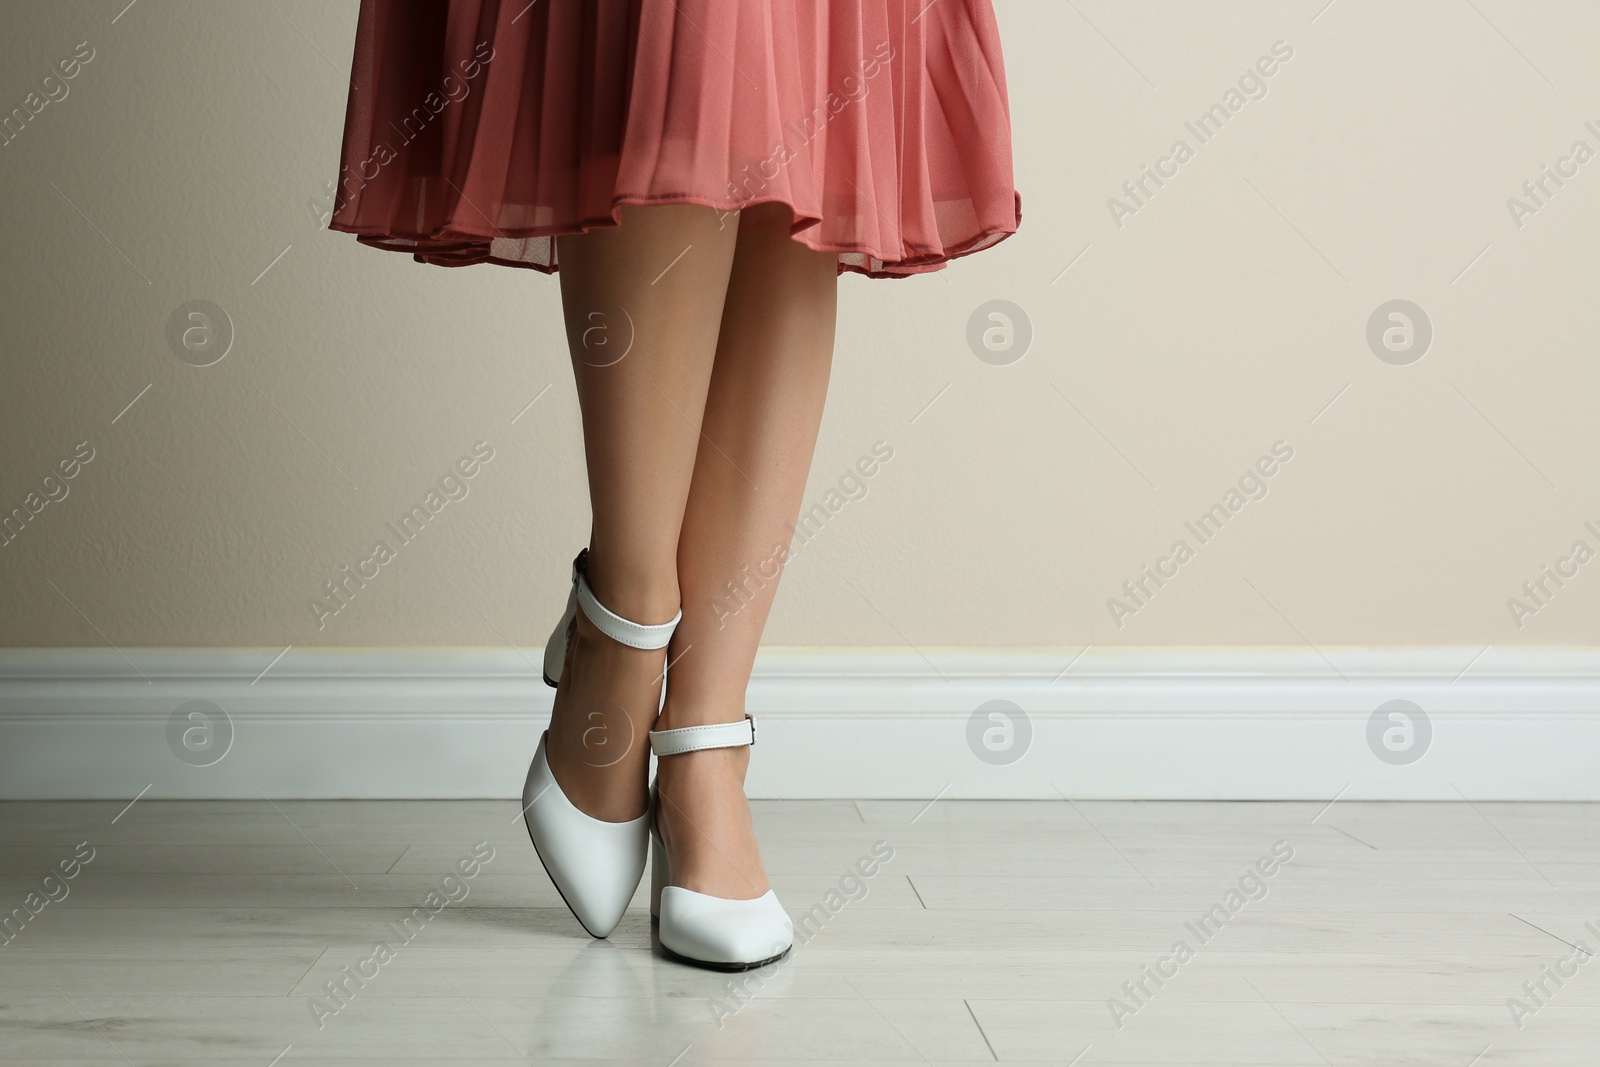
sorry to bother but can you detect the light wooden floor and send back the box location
[1,798,1597,1064]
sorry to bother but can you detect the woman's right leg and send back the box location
[654,204,839,899]
[547,205,740,822]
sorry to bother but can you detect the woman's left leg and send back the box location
[654,203,839,899]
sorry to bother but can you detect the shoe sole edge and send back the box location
[652,920,794,972]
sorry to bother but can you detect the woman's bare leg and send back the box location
[655,203,838,897]
[548,205,739,822]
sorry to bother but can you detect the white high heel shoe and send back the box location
[522,549,681,939]
[648,716,794,970]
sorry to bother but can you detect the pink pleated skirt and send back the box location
[329,0,1021,278]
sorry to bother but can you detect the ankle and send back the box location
[548,699,654,765]
[570,609,673,666]
[656,745,750,778]
[548,616,667,770]
[654,700,747,732]
[582,554,680,625]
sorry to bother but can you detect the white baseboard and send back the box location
[1,646,1597,800]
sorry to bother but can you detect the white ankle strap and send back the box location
[571,551,681,651]
[649,715,756,756]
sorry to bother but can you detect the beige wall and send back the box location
[2,1,1598,649]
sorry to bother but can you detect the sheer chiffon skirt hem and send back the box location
[330,190,1022,279]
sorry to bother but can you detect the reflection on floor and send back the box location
[1,799,1597,1064]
